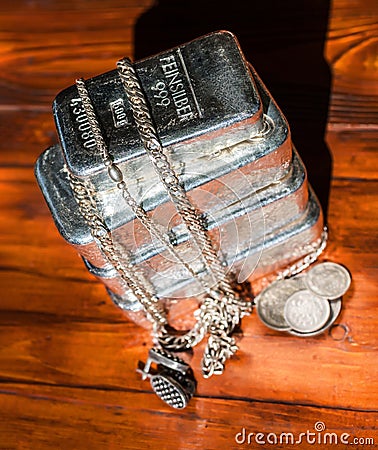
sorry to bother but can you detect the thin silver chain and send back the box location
[75,79,210,294]
[117,58,256,375]
[74,76,251,376]
[71,65,328,378]
[68,172,167,326]
[74,78,212,350]
[275,227,328,280]
[70,166,208,347]
[116,58,237,299]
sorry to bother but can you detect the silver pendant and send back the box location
[137,348,196,409]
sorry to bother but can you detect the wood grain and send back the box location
[0,0,154,106]
[1,170,377,409]
[0,0,377,449]
[326,0,378,128]
[0,384,377,450]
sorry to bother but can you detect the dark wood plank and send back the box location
[326,0,378,127]
[0,314,376,411]
[0,111,56,168]
[1,162,377,410]
[0,0,376,129]
[0,0,153,106]
[327,129,378,180]
[0,384,376,450]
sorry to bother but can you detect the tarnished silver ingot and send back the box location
[35,31,324,319]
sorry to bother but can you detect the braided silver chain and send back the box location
[68,173,167,326]
[75,79,209,292]
[276,227,328,280]
[71,62,328,378]
[116,59,236,297]
[74,75,252,376]
[117,58,256,375]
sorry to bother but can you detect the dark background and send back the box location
[135,0,332,219]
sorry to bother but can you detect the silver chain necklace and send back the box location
[70,58,328,382]
[73,60,252,378]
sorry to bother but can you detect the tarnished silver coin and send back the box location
[284,290,331,333]
[288,298,342,337]
[255,277,306,331]
[305,261,351,300]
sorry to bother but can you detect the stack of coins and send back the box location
[255,262,351,337]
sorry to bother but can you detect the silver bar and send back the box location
[53,31,264,180]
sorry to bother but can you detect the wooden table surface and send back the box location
[0,1,377,449]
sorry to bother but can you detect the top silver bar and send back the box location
[53,31,264,178]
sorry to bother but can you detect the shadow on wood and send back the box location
[134,0,333,220]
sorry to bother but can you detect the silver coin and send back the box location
[305,261,351,300]
[284,290,331,333]
[288,298,342,337]
[255,277,306,331]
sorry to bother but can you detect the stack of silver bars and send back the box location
[35,31,348,408]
